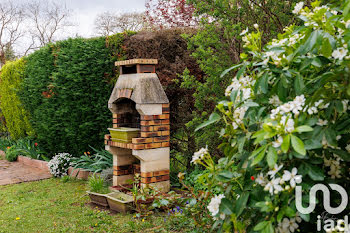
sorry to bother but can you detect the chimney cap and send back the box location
[115,59,158,66]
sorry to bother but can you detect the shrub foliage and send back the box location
[20,37,117,156]
[0,59,34,140]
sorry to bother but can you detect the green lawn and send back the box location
[0,178,190,233]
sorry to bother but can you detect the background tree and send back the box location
[94,11,145,36]
[145,0,200,29]
[27,0,72,48]
[0,1,25,65]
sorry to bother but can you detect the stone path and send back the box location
[0,160,51,186]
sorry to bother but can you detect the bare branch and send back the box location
[27,0,72,47]
[94,11,146,36]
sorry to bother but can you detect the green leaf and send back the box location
[295,125,313,133]
[329,148,350,162]
[281,134,290,153]
[299,30,320,55]
[294,74,305,95]
[299,213,310,222]
[267,146,277,168]
[262,222,274,233]
[320,37,332,57]
[285,207,295,217]
[219,198,235,215]
[195,112,220,132]
[236,64,247,79]
[254,221,269,231]
[217,171,235,182]
[291,135,306,156]
[220,63,242,78]
[257,72,269,94]
[252,145,267,166]
[304,139,322,150]
[307,164,325,181]
[234,193,249,217]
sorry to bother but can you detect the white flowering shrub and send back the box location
[47,153,72,177]
[191,1,350,232]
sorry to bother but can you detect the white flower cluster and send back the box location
[207,194,225,217]
[225,75,255,101]
[47,153,72,177]
[277,214,302,233]
[232,106,248,129]
[270,95,306,119]
[324,154,343,179]
[191,147,208,164]
[332,46,348,60]
[269,95,282,107]
[255,165,302,195]
[292,2,304,15]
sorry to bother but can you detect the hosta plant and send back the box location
[193,1,350,232]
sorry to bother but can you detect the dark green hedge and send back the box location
[20,37,117,156]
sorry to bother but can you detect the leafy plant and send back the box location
[20,37,120,156]
[5,146,21,162]
[187,1,350,232]
[13,138,47,161]
[88,174,109,194]
[47,153,72,177]
[71,147,112,173]
[0,137,15,152]
[0,59,34,140]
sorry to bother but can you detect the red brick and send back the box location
[153,114,170,120]
[153,136,170,143]
[162,104,170,108]
[161,119,170,124]
[133,144,145,150]
[132,138,153,144]
[153,125,170,131]
[161,131,170,136]
[145,143,162,149]
[141,126,153,132]
[162,142,170,147]
[141,131,162,137]
[141,115,154,120]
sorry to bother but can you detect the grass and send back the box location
[0,178,192,232]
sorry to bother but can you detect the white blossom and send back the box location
[282,168,302,188]
[48,153,72,177]
[346,144,350,153]
[254,24,259,29]
[272,136,283,148]
[191,147,208,164]
[292,2,304,15]
[324,156,342,179]
[240,27,248,36]
[332,47,348,60]
[267,164,283,178]
[317,119,328,126]
[207,194,225,217]
[264,177,284,195]
[269,95,282,106]
[232,106,248,129]
[255,173,267,186]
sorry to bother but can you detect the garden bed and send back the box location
[0,150,97,180]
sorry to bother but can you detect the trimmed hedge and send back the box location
[20,37,118,156]
[0,59,34,140]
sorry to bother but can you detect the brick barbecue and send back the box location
[105,59,170,192]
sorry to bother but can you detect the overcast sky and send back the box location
[66,0,146,37]
[14,0,146,38]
